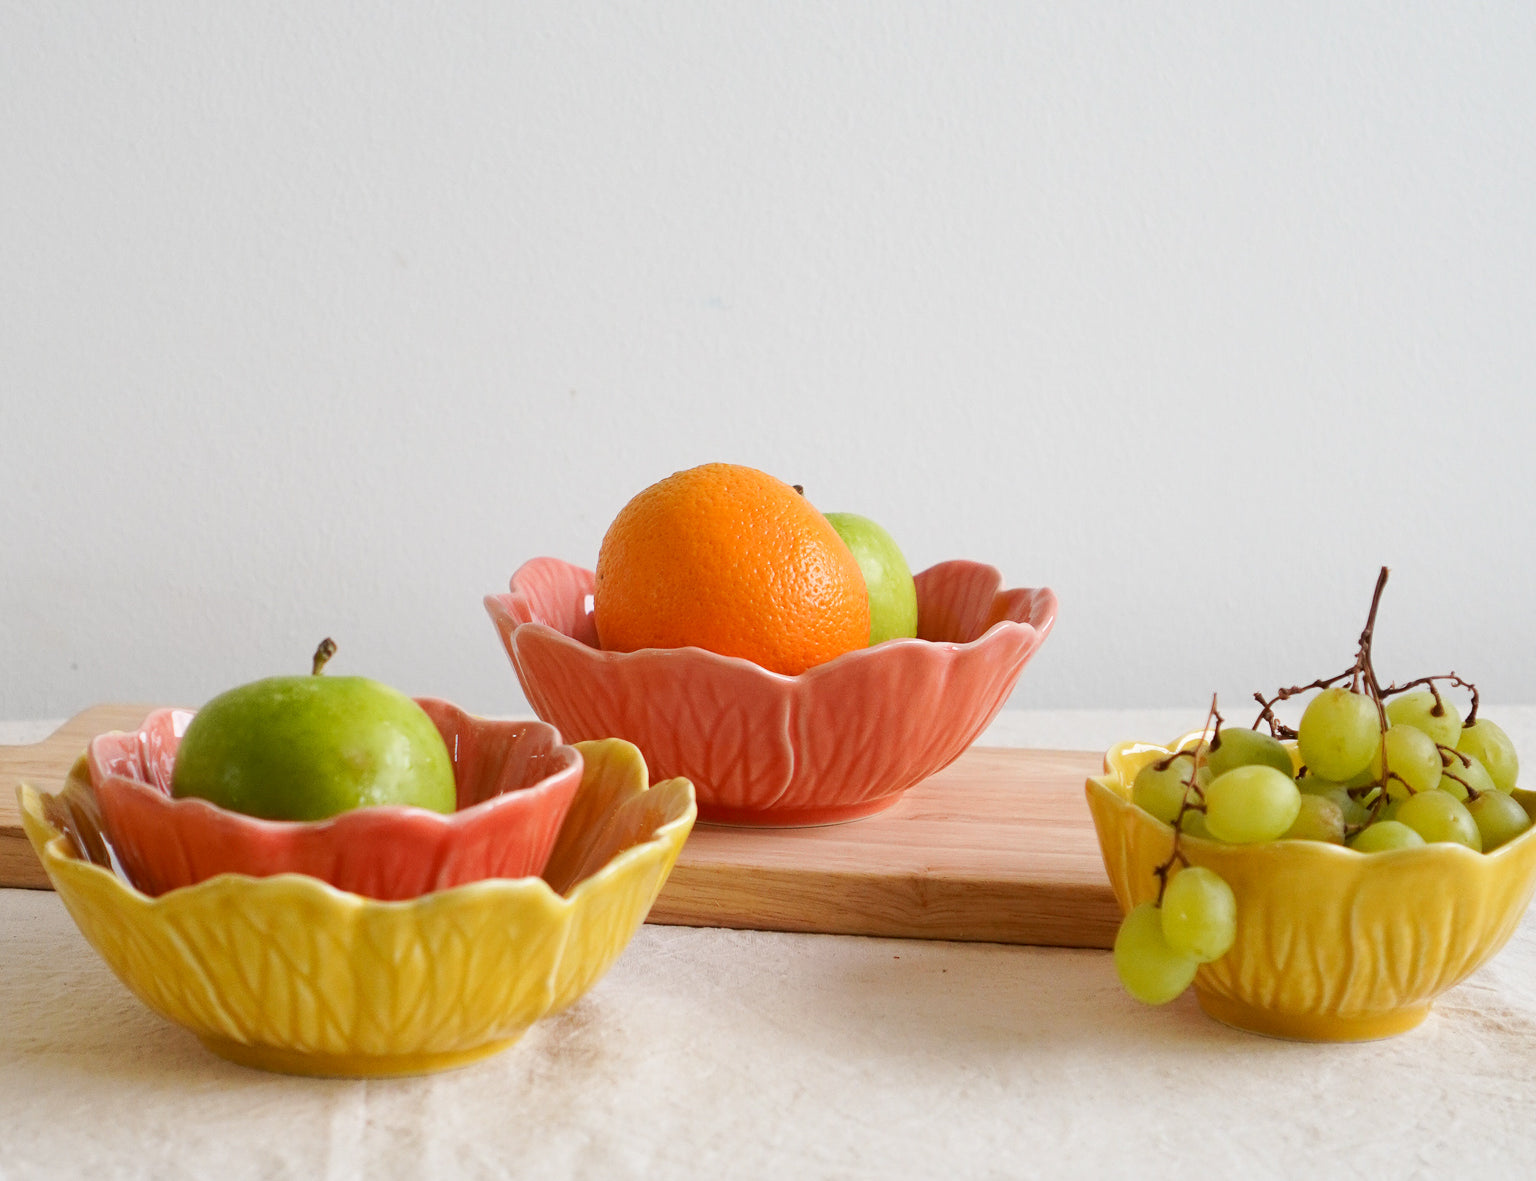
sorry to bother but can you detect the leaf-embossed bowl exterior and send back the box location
[19,738,695,1077]
[89,700,584,900]
[486,557,1058,825]
[1087,739,1536,1041]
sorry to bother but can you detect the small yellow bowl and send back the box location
[1087,738,1536,1041]
[20,739,695,1077]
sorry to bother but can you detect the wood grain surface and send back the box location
[0,704,162,889]
[1,707,1120,948]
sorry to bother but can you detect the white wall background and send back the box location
[3,3,1534,723]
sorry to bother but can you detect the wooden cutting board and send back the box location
[0,706,1120,949]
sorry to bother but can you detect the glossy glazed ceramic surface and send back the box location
[1087,738,1536,1041]
[89,700,584,900]
[486,557,1057,826]
[20,739,695,1077]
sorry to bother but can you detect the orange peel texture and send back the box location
[594,463,870,676]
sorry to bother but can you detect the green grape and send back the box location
[1204,765,1302,844]
[1160,867,1237,962]
[1458,719,1519,793]
[1205,728,1294,779]
[1132,754,1204,826]
[1349,820,1427,852]
[1114,902,1199,1004]
[1466,791,1533,852]
[1385,687,1462,749]
[1436,773,1468,802]
[1369,725,1443,800]
[1322,786,1371,828]
[1179,809,1213,839]
[1282,794,1346,843]
[1297,688,1381,781]
[1295,773,1342,795]
[1395,790,1481,851]
[1437,753,1497,801]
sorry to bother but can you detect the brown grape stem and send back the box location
[1380,672,1480,726]
[1151,693,1219,906]
[1438,746,1481,800]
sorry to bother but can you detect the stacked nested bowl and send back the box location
[20,700,695,1076]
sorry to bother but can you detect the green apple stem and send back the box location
[311,638,337,676]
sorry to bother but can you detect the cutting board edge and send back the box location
[650,859,1122,949]
[0,842,49,890]
[644,911,1119,951]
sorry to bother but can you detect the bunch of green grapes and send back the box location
[1294,686,1526,852]
[1114,568,1530,1007]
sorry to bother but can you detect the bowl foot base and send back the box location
[198,1033,522,1078]
[1195,989,1431,1042]
[697,793,902,828]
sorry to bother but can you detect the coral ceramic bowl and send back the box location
[19,739,695,1077]
[89,700,584,900]
[1087,737,1536,1041]
[486,557,1057,826]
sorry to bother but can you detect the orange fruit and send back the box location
[594,463,870,675]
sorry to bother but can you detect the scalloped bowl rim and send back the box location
[88,699,582,837]
[488,557,1059,683]
[23,771,696,914]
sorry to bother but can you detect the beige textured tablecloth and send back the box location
[5,709,1536,1179]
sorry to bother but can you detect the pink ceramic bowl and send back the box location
[89,699,584,900]
[485,558,1057,826]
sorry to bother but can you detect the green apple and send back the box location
[171,640,456,820]
[824,512,919,645]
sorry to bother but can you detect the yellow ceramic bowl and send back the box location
[20,739,695,1077]
[1087,737,1536,1041]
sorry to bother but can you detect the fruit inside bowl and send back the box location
[20,739,695,1077]
[90,697,585,900]
[487,555,1056,825]
[484,459,1054,827]
[1090,742,1536,1040]
[1090,568,1536,1040]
